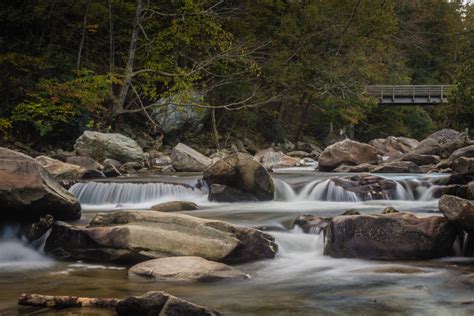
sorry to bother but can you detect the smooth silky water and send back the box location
[1,170,473,315]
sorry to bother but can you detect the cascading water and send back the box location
[69,181,207,209]
[0,225,53,272]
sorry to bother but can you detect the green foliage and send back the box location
[9,71,114,145]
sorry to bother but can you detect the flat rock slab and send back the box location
[150,201,198,212]
[129,256,249,282]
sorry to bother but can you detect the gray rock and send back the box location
[129,256,249,282]
[451,157,474,175]
[369,136,419,158]
[0,148,81,221]
[448,145,474,163]
[116,291,221,316]
[372,161,421,173]
[74,131,144,163]
[324,212,456,259]
[413,129,470,158]
[257,149,301,169]
[208,184,259,202]
[170,143,212,172]
[439,195,474,232]
[204,153,274,201]
[44,210,277,263]
[318,139,378,171]
[66,156,102,170]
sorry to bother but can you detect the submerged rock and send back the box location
[129,256,249,282]
[204,153,274,201]
[74,131,144,163]
[324,212,456,260]
[318,139,378,171]
[171,143,212,172]
[0,147,81,221]
[44,210,277,264]
[116,291,221,316]
[150,201,198,212]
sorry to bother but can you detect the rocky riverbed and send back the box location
[0,128,473,315]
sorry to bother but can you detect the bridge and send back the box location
[366,85,453,105]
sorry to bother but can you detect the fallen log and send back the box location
[18,293,120,308]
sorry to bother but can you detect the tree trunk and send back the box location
[211,108,220,149]
[114,0,142,115]
[76,0,91,70]
[18,293,120,308]
[294,95,311,143]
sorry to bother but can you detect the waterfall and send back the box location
[274,179,297,201]
[69,182,207,208]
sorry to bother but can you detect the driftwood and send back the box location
[18,293,121,308]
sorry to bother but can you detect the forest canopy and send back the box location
[0,0,472,149]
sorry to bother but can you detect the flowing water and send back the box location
[1,170,473,315]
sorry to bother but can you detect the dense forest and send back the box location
[0,0,472,151]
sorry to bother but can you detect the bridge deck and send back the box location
[366,85,453,105]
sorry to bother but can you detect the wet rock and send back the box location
[116,291,221,316]
[81,169,105,179]
[331,174,398,200]
[341,209,361,216]
[369,136,419,158]
[170,143,212,172]
[442,183,474,200]
[257,149,301,169]
[292,215,330,234]
[65,156,102,170]
[204,153,274,201]
[372,161,421,173]
[439,195,474,232]
[413,129,471,158]
[208,184,259,202]
[399,153,440,166]
[102,162,121,177]
[24,214,54,242]
[0,148,81,221]
[74,131,144,163]
[324,212,456,260]
[45,210,277,263]
[381,206,399,214]
[35,156,86,180]
[286,151,310,158]
[451,157,474,175]
[129,256,249,282]
[150,201,198,212]
[318,139,378,171]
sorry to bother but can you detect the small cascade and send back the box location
[273,175,443,202]
[0,225,53,271]
[69,182,206,207]
[274,179,297,201]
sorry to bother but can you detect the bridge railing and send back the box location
[366,85,453,103]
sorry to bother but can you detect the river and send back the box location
[1,170,473,315]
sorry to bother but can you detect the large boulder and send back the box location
[208,184,259,202]
[170,143,212,172]
[203,153,274,201]
[35,156,86,180]
[0,148,81,221]
[44,210,277,263]
[74,131,144,163]
[324,212,456,260]
[413,129,471,158]
[116,291,221,316]
[371,161,421,173]
[369,136,419,158]
[448,145,474,163]
[451,157,474,175]
[318,139,378,171]
[439,195,474,232]
[129,256,249,282]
